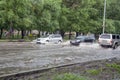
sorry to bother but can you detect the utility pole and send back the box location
[102,0,106,34]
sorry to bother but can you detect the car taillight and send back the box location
[110,39,113,44]
[98,39,101,43]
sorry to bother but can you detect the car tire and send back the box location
[100,45,107,48]
[58,40,62,44]
[36,42,41,44]
[113,44,118,49]
[46,40,49,42]
[100,45,104,47]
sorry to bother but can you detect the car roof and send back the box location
[101,33,119,35]
[77,35,86,38]
[100,34,120,36]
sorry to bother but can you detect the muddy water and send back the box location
[0,42,120,76]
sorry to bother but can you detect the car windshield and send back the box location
[100,34,110,39]
[41,35,49,38]
[77,36,85,38]
[76,37,83,40]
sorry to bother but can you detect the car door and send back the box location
[48,35,53,42]
[51,35,56,42]
[52,35,60,42]
[49,35,57,42]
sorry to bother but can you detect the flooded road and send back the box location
[0,42,120,76]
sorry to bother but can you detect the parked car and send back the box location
[70,37,81,46]
[78,35,95,42]
[36,34,63,44]
[98,34,120,49]
[70,35,95,46]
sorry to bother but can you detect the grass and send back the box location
[0,39,31,42]
[106,63,120,73]
[0,34,36,42]
[53,73,91,80]
[0,39,9,42]
[86,69,101,75]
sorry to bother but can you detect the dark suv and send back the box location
[70,35,95,46]
[98,34,120,49]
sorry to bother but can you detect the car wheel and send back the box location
[36,42,41,44]
[93,40,95,43]
[100,45,107,48]
[46,40,49,42]
[113,44,118,49]
[100,45,104,47]
[58,40,62,44]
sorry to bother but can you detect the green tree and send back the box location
[106,0,120,34]
[0,0,120,40]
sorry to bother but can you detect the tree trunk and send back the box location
[38,30,40,37]
[0,28,3,39]
[76,32,79,37]
[26,30,29,36]
[21,29,25,39]
[17,30,20,38]
[9,21,14,39]
[30,30,32,34]
[26,30,32,36]
[60,30,65,38]
[69,30,71,40]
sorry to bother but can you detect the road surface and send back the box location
[0,42,120,76]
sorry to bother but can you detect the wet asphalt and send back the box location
[0,42,120,76]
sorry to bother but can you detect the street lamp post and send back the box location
[102,0,106,34]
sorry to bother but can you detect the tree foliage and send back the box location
[0,0,120,39]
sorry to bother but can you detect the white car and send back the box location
[36,34,63,44]
[98,34,120,49]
